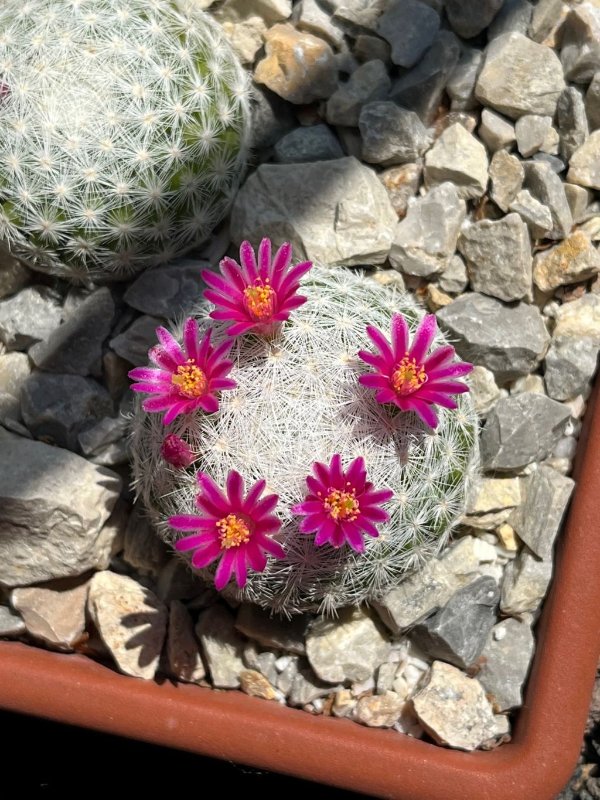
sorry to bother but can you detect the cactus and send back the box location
[0,0,251,282]
[131,265,479,615]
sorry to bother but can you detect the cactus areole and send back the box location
[0,0,251,281]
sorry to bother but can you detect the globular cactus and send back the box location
[0,0,250,282]
[131,264,479,616]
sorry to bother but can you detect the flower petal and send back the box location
[340,521,365,553]
[183,317,199,361]
[191,543,222,569]
[156,326,185,365]
[366,325,394,364]
[391,313,409,359]
[170,515,207,532]
[407,397,439,428]
[239,240,259,283]
[214,549,236,590]
[233,549,248,587]
[409,314,437,363]
[226,470,244,509]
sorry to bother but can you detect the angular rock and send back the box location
[273,124,343,164]
[489,150,524,212]
[255,24,336,105]
[196,604,246,689]
[531,152,565,173]
[515,114,553,158]
[553,293,600,340]
[528,0,564,43]
[515,466,574,561]
[326,0,387,35]
[251,85,296,152]
[567,131,600,191]
[413,661,497,751]
[545,336,600,401]
[355,691,404,727]
[458,215,532,303]
[0,352,30,398]
[78,414,130,466]
[475,33,565,119]
[166,600,206,683]
[533,231,600,292]
[376,0,439,68]
[235,604,309,654]
[425,284,453,313]
[488,0,533,39]
[240,669,278,700]
[353,34,391,63]
[0,391,29,437]
[122,505,170,577]
[447,47,483,112]
[479,109,516,153]
[221,16,266,64]
[326,60,391,127]
[389,183,466,277]
[306,607,389,684]
[123,260,207,318]
[295,0,345,48]
[109,315,163,367]
[424,124,488,200]
[509,190,553,239]
[437,294,550,383]
[359,102,430,166]
[480,394,570,471]
[501,548,553,615]
[11,577,89,650]
[0,252,31,299]
[466,478,521,517]
[523,161,573,240]
[217,0,291,23]
[287,658,335,707]
[557,87,590,162]
[438,255,468,296]
[585,72,600,131]
[0,429,120,586]
[560,5,600,83]
[469,366,501,418]
[564,183,593,223]
[378,163,422,218]
[231,157,397,266]
[88,571,167,680]
[0,287,62,351]
[445,0,503,38]
[243,645,278,685]
[478,618,535,711]
[411,577,499,669]
[0,604,25,637]
[29,288,114,376]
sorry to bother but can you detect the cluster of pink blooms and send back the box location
[129,239,472,590]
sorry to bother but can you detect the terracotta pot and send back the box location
[1,390,600,800]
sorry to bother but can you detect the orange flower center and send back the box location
[216,513,251,549]
[244,280,276,321]
[391,354,427,396]
[324,487,360,522]
[171,359,208,399]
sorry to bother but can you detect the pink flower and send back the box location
[201,238,313,337]
[161,434,194,468]
[128,317,236,425]
[357,313,473,429]
[292,454,393,553]
[171,471,285,590]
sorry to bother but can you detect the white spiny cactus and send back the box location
[131,266,479,615]
[0,0,251,282]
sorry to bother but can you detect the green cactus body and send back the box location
[0,0,250,281]
[131,266,479,616]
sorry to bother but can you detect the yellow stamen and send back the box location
[244,279,275,321]
[391,353,427,396]
[171,359,208,399]
[324,485,360,522]
[216,513,251,549]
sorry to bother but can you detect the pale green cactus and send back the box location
[0,0,251,282]
[131,265,479,616]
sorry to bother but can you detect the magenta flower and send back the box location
[292,454,393,553]
[161,433,195,468]
[128,317,236,425]
[357,313,473,429]
[171,471,286,590]
[201,238,313,337]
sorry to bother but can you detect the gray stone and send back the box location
[489,150,524,212]
[488,0,533,39]
[326,60,391,127]
[533,231,600,292]
[480,393,571,471]
[355,691,404,727]
[515,115,553,158]
[235,604,309,654]
[515,466,574,561]
[560,5,600,84]
[564,184,593,223]
[553,290,600,341]
[376,662,399,694]
[411,577,499,669]
[545,336,599,402]
[122,505,170,578]
[501,548,553,615]
[424,124,488,200]
[388,30,461,124]
[11,577,89,650]
[110,315,162,367]
[21,373,113,451]
[0,604,25,637]
[585,72,600,131]
[447,48,483,111]
[102,350,131,402]
[221,15,266,65]
[78,414,130,466]
[243,645,279,685]
[250,85,296,152]
[353,34,391,64]
[528,0,564,43]
[166,600,206,683]
[0,251,31,299]
[123,260,208,318]
[230,158,397,266]
[509,190,553,239]
[436,294,550,383]
[444,0,503,38]
[412,661,497,751]
[466,477,522,517]
[0,391,29,437]
[216,0,291,23]
[523,161,573,240]
[295,0,345,47]
[438,254,468,295]
[458,215,532,303]
[29,288,114,376]
[469,366,501,418]
[478,618,535,711]
[88,571,167,680]
[378,163,422,218]
[274,125,343,164]
[567,131,600,191]
[552,436,578,460]
[389,183,466,278]
[0,352,30,398]
[531,152,565,173]
[196,604,246,689]
[327,0,387,35]
[557,87,590,162]
[156,559,208,604]
[479,110,516,153]
[0,429,121,586]
[376,0,439,68]
[287,658,336,707]
[359,102,430,166]
[0,287,62,351]
[475,33,565,120]
[306,607,389,684]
